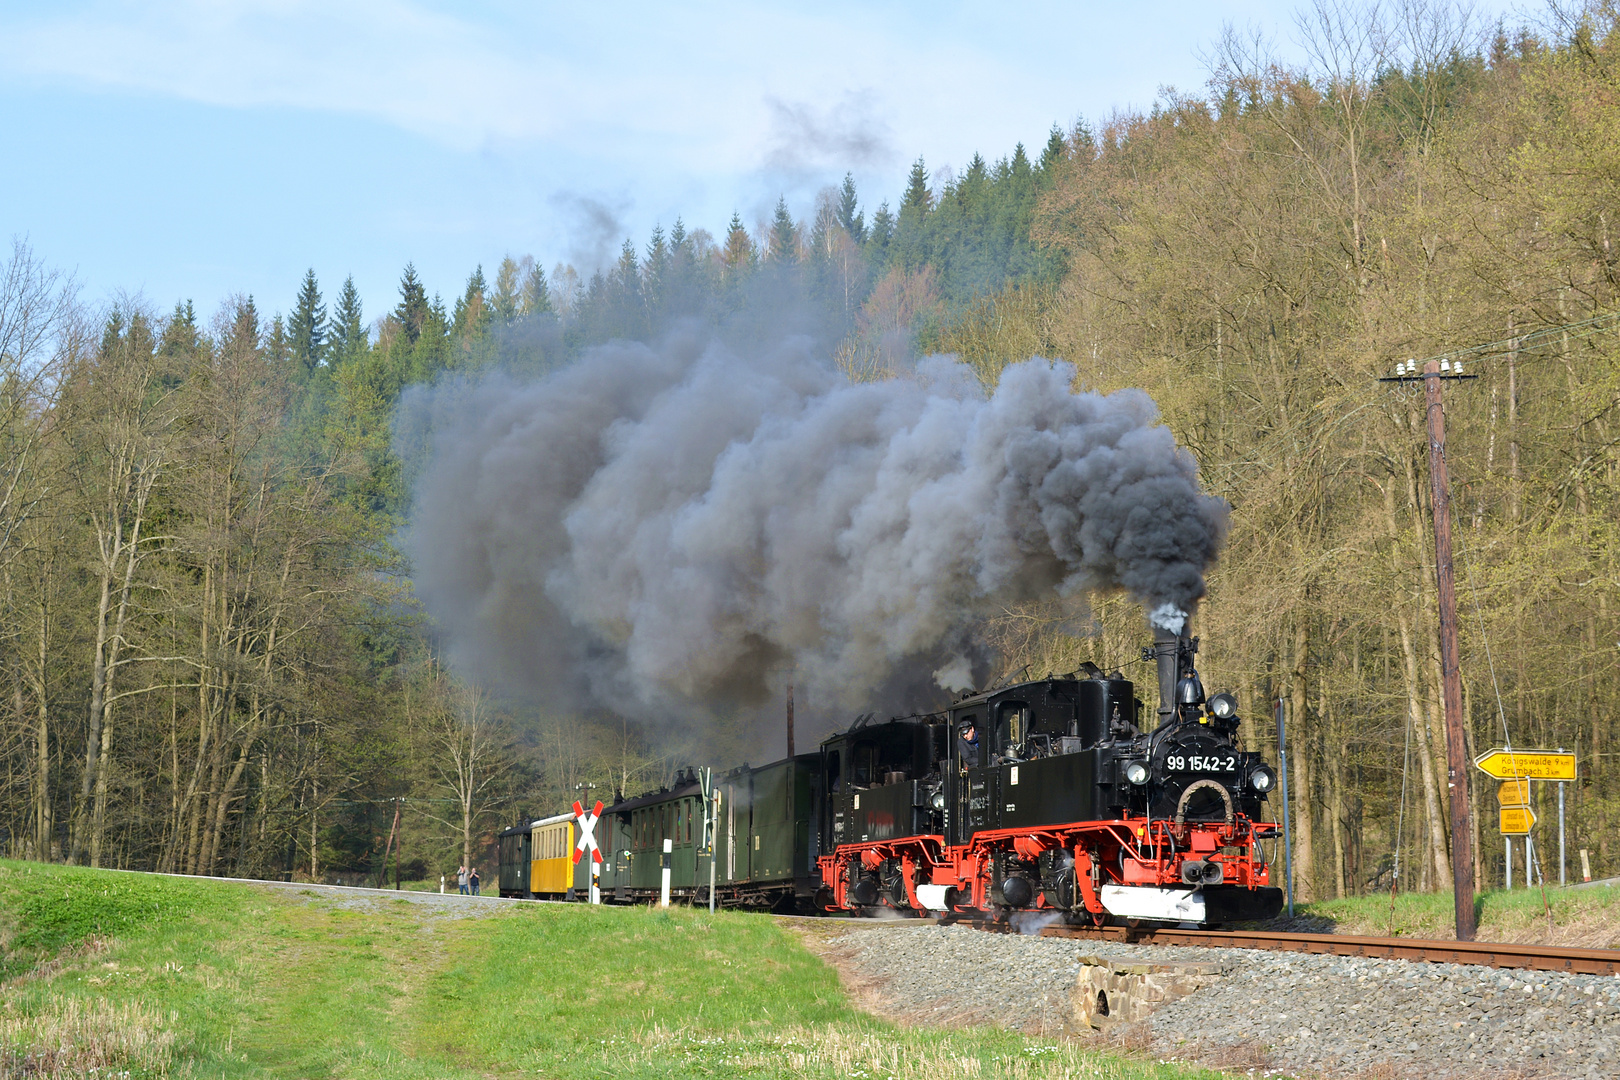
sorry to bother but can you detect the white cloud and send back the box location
[0,0,1128,171]
[1,0,581,149]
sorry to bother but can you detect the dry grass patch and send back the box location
[0,994,177,1079]
[612,1024,1186,1080]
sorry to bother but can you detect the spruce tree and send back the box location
[902,158,932,213]
[837,173,865,242]
[644,224,670,315]
[288,268,328,375]
[161,299,200,357]
[330,276,367,362]
[1037,124,1067,183]
[867,201,895,260]
[722,212,756,276]
[769,198,798,263]
[520,262,552,316]
[606,240,646,338]
[229,296,261,352]
[267,314,292,367]
[492,257,523,322]
[394,263,429,345]
[453,265,489,338]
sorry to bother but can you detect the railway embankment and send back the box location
[809,920,1620,1079]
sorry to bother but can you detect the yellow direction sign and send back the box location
[1474,749,1576,782]
[1497,779,1530,805]
[1499,805,1537,835]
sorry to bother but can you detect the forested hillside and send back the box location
[3,0,1619,901]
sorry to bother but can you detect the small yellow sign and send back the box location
[1497,779,1530,805]
[1499,805,1536,835]
[1474,749,1576,782]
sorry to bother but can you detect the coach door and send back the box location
[725,783,737,881]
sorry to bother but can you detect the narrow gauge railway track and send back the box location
[934,917,1620,976]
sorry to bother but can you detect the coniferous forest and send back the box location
[5,1,1620,900]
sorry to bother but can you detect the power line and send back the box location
[1405,307,1620,369]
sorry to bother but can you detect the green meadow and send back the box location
[0,860,1224,1080]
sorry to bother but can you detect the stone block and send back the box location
[1072,957,1226,1031]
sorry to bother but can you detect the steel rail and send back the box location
[1029,923,1620,976]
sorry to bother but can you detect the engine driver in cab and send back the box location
[958,718,980,768]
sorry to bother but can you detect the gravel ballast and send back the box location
[820,922,1620,1078]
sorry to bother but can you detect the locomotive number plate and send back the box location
[1167,755,1238,772]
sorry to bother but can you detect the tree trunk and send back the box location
[1398,612,1452,891]
[89,498,147,867]
[1326,689,1348,899]
[72,536,118,865]
[1290,617,1314,902]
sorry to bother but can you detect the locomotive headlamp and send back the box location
[930,791,946,810]
[1124,760,1150,785]
[1209,693,1238,720]
[1249,765,1277,793]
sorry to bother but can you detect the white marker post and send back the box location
[660,838,673,908]
[1559,776,1567,887]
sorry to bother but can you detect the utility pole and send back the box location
[1384,357,1478,941]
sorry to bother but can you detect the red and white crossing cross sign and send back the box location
[572,800,604,864]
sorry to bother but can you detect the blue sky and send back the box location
[0,1,1519,326]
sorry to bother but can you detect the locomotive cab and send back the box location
[821,717,947,850]
[944,674,1133,846]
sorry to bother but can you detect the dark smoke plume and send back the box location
[399,328,1227,722]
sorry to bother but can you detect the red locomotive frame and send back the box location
[818,811,1277,918]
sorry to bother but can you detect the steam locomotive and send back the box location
[497,629,1284,926]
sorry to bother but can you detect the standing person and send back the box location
[457,864,468,895]
[469,866,480,896]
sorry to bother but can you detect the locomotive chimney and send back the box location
[1154,627,1179,727]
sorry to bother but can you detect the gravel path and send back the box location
[815,923,1620,1079]
[246,880,530,919]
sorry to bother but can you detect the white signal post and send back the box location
[573,799,604,905]
[661,838,673,908]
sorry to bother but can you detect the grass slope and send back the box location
[0,860,1224,1080]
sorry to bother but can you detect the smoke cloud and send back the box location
[547,191,630,275]
[399,328,1227,723]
